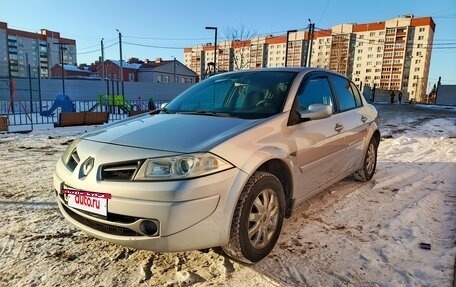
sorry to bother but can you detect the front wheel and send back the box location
[353,136,378,181]
[222,171,285,263]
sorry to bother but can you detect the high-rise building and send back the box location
[184,15,435,102]
[0,22,77,79]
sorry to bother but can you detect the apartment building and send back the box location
[0,22,76,79]
[184,15,435,102]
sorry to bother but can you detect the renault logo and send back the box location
[80,157,95,178]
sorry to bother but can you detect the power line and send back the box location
[123,41,184,50]
[76,42,117,55]
[123,35,211,41]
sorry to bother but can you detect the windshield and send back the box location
[164,70,298,119]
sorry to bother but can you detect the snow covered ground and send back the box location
[0,103,455,287]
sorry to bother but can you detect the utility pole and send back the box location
[307,20,315,67]
[116,29,124,96]
[101,38,105,79]
[285,29,297,67]
[54,43,67,95]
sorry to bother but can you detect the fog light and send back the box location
[140,220,158,236]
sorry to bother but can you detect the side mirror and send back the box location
[300,104,332,121]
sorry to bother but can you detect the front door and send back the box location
[290,75,347,201]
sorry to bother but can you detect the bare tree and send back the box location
[223,25,257,71]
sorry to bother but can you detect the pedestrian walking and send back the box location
[148,98,156,110]
[390,91,395,104]
[398,92,403,104]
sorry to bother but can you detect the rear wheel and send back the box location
[354,137,378,181]
[222,171,285,263]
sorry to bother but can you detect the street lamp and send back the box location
[205,26,217,73]
[171,56,177,83]
[285,29,297,67]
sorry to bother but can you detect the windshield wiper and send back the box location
[149,107,171,115]
[178,110,231,117]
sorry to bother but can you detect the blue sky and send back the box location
[1,0,455,87]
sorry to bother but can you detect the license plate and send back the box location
[62,188,111,216]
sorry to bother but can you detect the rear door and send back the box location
[329,75,369,172]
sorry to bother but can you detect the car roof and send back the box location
[216,67,345,78]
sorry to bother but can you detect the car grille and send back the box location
[101,161,141,181]
[62,204,141,236]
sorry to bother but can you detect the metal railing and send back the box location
[0,99,169,131]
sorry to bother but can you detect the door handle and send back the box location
[361,116,368,123]
[334,123,344,133]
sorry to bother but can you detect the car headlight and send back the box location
[61,138,80,163]
[134,153,233,180]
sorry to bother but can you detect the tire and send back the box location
[222,171,285,263]
[353,136,378,182]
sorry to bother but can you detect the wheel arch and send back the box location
[256,158,294,218]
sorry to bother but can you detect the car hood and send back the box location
[81,113,260,153]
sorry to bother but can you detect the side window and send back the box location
[296,77,334,112]
[350,82,363,107]
[331,76,357,111]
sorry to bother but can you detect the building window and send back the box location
[418,36,424,40]
[370,32,375,37]
[129,73,134,81]
[419,27,425,32]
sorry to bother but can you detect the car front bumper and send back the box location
[53,156,248,252]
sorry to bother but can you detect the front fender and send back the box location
[217,146,296,244]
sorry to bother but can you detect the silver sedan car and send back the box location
[54,68,380,263]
